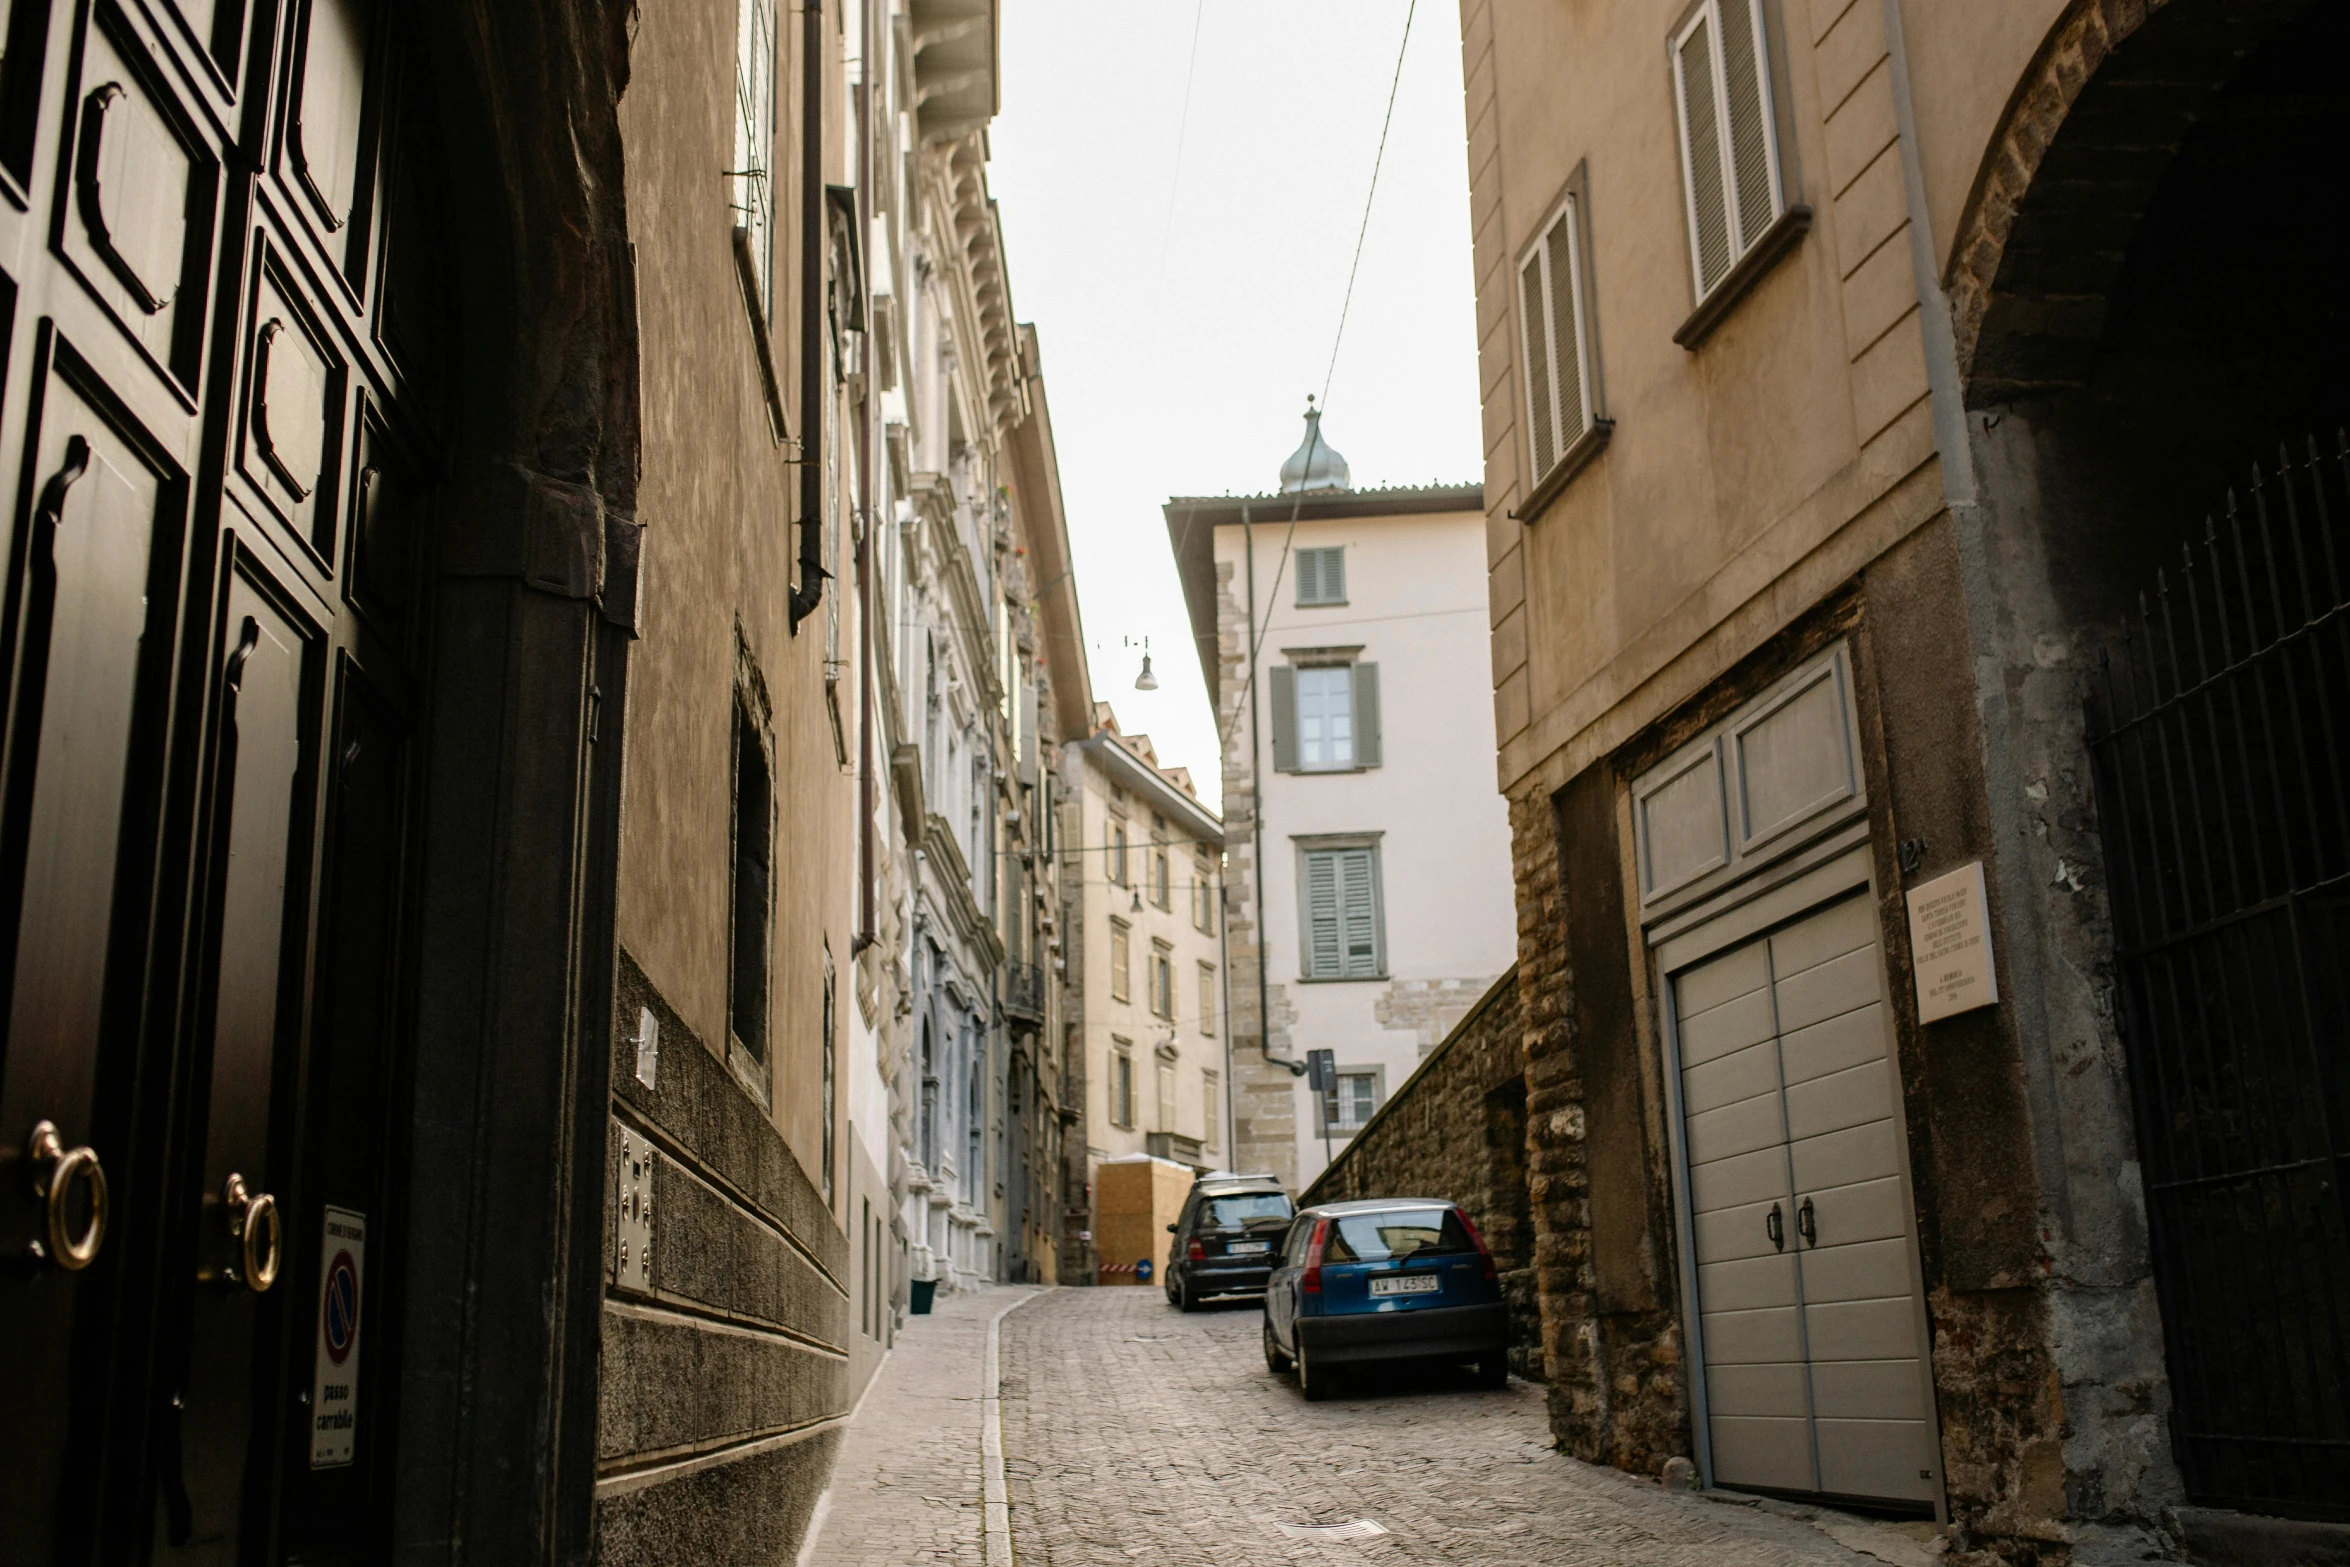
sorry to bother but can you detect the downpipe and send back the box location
[789,0,828,631]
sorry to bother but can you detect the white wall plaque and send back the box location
[310,1206,365,1468]
[1905,861,1998,1023]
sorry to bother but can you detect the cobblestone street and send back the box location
[811,1285,1943,1567]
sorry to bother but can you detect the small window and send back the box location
[1202,1071,1221,1152]
[1672,0,1786,301]
[728,702,773,1061]
[1156,1060,1176,1132]
[1152,839,1171,909]
[1295,546,1346,606]
[1520,190,1598,486]
[732,0,778,324]
[1198,962,1217,1036]
[1301,844,1383,980]
[1332,1072,1378,1132]
[1109,820,1129,885]
[1150,942,1174,1020]
[1109,919,1131,1003]
[1193,853,1216,933]
[1272,663,1380,773]
[1112,1040,1135,1129]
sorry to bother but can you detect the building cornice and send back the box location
[1077,734,1223,845]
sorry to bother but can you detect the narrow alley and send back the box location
[811,1288,1939,1567]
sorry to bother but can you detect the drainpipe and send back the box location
[1241,504,1306,1083]
[853,0,877,947]
[789,0,828,631]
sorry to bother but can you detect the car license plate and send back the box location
[1228,1241,1270,1255]
[1370,1274,1439,1297]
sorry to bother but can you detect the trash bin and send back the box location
[910,1277,938,1315]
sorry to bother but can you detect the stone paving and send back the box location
[810,1283,1932,1567]
[803,1285,1039,1566]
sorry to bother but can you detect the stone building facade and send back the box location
[1394,0,2350,1561]
[1058,707,1227,1283]
[1167,416,1514,1196]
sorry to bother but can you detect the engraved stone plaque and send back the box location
[1904,861,1998,1024]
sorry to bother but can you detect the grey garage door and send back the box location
[1673,892,1937,1504]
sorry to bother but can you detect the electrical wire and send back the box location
[1220,0,1420,746]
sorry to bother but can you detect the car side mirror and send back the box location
[1166,1223,1177,1233]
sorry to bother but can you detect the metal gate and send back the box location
[2086,434,2350,1519]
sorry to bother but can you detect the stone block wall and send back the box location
[1300,970,1543,1379]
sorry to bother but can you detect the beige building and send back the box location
[1168,413,1515,1195]
[1439,0,2350,1560]
[1061,708,1227,1280]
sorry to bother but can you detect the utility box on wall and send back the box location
[1093,1155,1194,1285]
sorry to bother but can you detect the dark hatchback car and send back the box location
[1261,1199,1508,1399]
[1164,1177,1296,1309]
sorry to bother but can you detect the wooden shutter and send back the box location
[1716,0,1779,251]
[1352,663,1381,768]
[1295,547,1321,604]
[1674,11,1732,295]
[1305,852,1342,977]
[1519,251,1556,479]
[1320,548,1345,603]
[1338,849,1381,977]
[1270,664,1299,772]
[1545,212,1588,450]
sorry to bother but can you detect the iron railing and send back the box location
[2086,432,2350,1519]
[1003,961,1045,1026]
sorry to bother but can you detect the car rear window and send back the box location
[1325,1208,1474,1263]
[1202,1193,1292,1229]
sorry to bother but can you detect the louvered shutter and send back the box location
[1305,852,1342,977]
[1320,548,1345,604]
[1270,665,1299,772]
[1544,212,1588,451]
[1295,548,1321,605]
[1352,664,1381,768]
[1716,0,1778,250]
[1338,850,1380,977]
[1519,252,1556,480]
[1675,14,1733,295]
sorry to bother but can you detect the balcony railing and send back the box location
[1004,961,1045,1025]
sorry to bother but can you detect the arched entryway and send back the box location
[1954,0,2350,1521]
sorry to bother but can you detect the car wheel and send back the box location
[1174,1281,1196,1312]
[1474,1352,1509,1390]
[1297,1341,1331,1402]
[1262,1320,1292,1375]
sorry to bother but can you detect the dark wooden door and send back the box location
[0,0,443,1559]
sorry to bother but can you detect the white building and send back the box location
[1059,708,1227,1278]
[1168,410,1516,1191]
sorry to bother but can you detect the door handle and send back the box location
[1797,1196,1817,1248]
[26,1120,108,1269]
[222,1172,281,1292]
[1765,1202,1784,1252]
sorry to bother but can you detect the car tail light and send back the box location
[1456,1209,1499,1282]
[1300,1217,1330,1294]
[1186,1238,1205,1262]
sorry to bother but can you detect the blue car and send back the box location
[1261,1199,1510,1400]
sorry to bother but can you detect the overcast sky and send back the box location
[986,0,1483,814]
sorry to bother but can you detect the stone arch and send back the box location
[1946,0,2306,406]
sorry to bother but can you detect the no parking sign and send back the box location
[310,1208,365,1468]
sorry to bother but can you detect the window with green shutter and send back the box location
[1272,662,1380,772]
[1671,0,1786,302]
[1295,546,1346,606]
[1300,844,1383,980]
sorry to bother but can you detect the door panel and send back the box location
[1674,892,1938,1506]
[163,565,313,1563]
[0,365,181,1560]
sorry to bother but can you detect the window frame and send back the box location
[1198,961,1217,1036]
[1515,165,1613,519]
[1111,1038,1136,1129]
[1149,939,1175,1020]
[1666,0,1809,347]
[1151,836,1171,909]
[1296,663,1356,772]
[1294,545,1347,607]
[1109,917,1131,1004]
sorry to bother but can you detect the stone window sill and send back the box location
[1673,205,1813,350]
[1511,419,1615,526]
